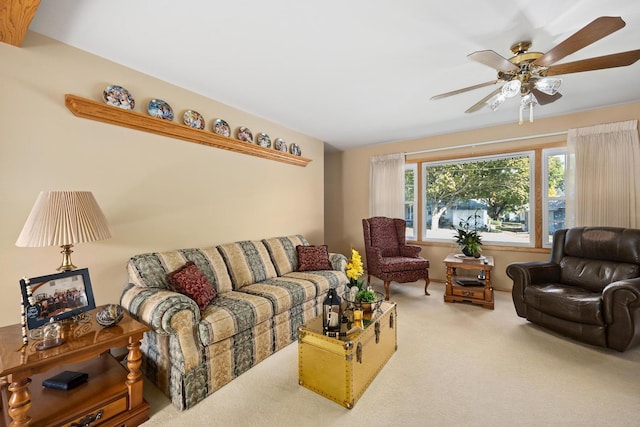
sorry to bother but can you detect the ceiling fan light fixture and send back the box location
[519,93,538,124]
[501,80,521,98]
[487,93,506,111]
[534,77,562,95]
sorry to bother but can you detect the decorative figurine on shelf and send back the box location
[36,318,65,351]
[323,288,341,335]
[96,304,124,328]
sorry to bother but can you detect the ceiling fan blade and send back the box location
[531,88,562,105]
[468,50,519,72]
[431,80,499,100]
[546,49,640,76]
[465,86,502,113]
[533,16,626,67]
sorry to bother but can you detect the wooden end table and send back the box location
[443,253,494,309]
[0,307,149,427]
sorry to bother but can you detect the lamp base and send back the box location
[58,244,77,271]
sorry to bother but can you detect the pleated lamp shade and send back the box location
[16,191,112,270]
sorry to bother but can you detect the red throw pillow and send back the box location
[296,245,332,271]
[167,261,217,312]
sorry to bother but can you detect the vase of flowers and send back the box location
[345,249,381,312]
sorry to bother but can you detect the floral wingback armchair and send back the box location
[362,217,430,300]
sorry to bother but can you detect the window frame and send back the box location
[420,151,536,247]
[404,163,418,240]
[406,142,566,250]
[542,147,567,248]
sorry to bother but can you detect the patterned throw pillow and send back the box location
[167,261,217,311]
[296,245,332,271]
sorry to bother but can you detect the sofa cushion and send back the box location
[524,283,604,326]
[296,245,332,271]
[378,256,430,273]
[127,247,233,293]
[198,291,274,346]
[217,240,278,290]
[262,235,309,275]
[167,261,217,312]
[283,270,348,297]
[240,277,319,315]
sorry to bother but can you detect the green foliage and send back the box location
[425,156,531,229]
[356,289,377,302]
[404,168,415,202]
[547,155,565,197]
[452,214,482,256]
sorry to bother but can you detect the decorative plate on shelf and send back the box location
[183,110,205,129]
[274,138,287,152]
[289,143,302,156]
[147,99,174,121]
[212,118,231,137]
[236,126,253,143]
[102,85,135,110]
[256,132,271,148]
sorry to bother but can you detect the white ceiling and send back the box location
[29,0,640,151]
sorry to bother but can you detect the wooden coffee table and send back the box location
[0,307,149,427]
[443,253,494,309]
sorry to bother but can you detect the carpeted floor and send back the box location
[140,280,640,426]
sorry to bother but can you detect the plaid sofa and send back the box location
[120,235,348,410]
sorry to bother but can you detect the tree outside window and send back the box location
[422,153,534,246]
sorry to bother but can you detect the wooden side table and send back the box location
[0,307,149,427]
[443,253,494,309]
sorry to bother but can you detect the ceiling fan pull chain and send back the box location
[519,104,524,125]
[530,105,534,123]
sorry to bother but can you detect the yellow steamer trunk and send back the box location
[297,302,397,409]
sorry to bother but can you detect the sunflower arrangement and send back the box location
[346,249,376,303]
[346,248,364,287]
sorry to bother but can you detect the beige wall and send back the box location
[0,33,326,327]
[325,102,640,292]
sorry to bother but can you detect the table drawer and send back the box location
[452,286,484,299]
[63,396,128,427]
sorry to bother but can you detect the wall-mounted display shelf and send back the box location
[65,94,311,167]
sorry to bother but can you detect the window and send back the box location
[405,145,568,249]
[404,164,417,239]
[421,152,535,246]
[543,148,566,246]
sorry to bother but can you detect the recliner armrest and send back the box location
[602,278,640,351]
[507,262,561,318]
[507,262,561,285]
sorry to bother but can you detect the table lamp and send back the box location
[16,191,112,271]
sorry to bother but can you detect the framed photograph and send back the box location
[20,268,96,330]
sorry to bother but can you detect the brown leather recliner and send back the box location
[362,217,430,301]
[506,226,640,351]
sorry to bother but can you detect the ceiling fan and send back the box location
[431,16,640,124]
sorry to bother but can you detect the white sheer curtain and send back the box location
[566,120,640,228]
[369,153,405,218]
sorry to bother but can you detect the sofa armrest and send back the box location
[329,252,348,272]
[506,262,561,318]
[602,278,640,351]
[120,282,201,335]
[400,244,422,258]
